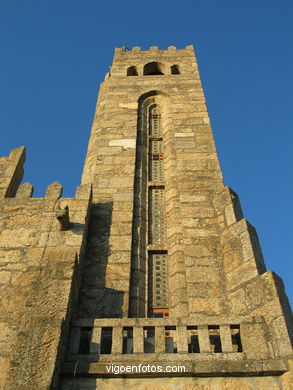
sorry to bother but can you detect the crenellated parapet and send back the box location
[0,147,92,390]
[107,45,197,78]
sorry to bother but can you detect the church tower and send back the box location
[79,45,225,321]
[0,45,292,390]
[60,45,293,389]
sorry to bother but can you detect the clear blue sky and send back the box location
[1,1,292,306]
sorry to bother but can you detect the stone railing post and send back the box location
[198,325,211,353]
[90,327,101,354]
[155,327,165,353]
[220,325,233,352]
[111,327,123,354]
[133,326,144,353]
[177,326,188,353]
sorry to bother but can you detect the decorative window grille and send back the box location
[148,253,168,309]
[148,188,166,246]
[147,105,169,316]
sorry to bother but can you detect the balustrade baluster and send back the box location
[220,325,233,353]
[90,326,101,354]
[198,325,211,353]
[112,327,123,353]
[133,326,144,353]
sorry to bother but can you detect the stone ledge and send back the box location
[73,315,264,327]
[61,357,288,376]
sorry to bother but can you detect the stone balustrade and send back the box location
[66,317,246,359]
[61,316,288,376]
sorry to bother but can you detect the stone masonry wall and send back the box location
[60,366,293,390]
[66,46,293,389]
[1,45,292,390]
[0,147,92,390]
[80,46,225,319]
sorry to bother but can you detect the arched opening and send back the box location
[127,66,138,76]
[129,91,173,318]
[171,65,180,74]
[143,62,165,76]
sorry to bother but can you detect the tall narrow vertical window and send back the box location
[147,105,169,318]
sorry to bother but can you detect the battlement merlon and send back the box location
[114,44,195,55]
[0,146,26,199]
[109,45,198,78]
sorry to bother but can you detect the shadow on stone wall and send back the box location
[60,376,98,390]
[78,202,124,318]
[128,105,148,318]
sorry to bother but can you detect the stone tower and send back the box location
[0,45,292,390]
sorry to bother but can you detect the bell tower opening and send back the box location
[144,62,165,75]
